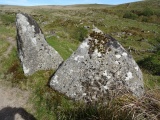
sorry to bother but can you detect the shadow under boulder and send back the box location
[0,107,36,120]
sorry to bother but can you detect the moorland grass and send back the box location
[0,39,9,56]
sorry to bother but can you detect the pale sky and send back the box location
[0,0,142,6]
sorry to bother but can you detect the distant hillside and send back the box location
[114,0,160,9]
[0,0,159,12]
[67,4,113,8]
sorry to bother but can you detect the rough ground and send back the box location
[0,38,36,120]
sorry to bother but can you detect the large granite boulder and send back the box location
[16,13,63,76]
[50,28,144,103]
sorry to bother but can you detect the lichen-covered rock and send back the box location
[50,28,144,103]
[16,13,63,76]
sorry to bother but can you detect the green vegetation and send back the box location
[138,52,160,76]
[46,36,79,60]
[123,11,138,20]
[142,7,154,16]
[0,0,160,119]
[0,13,15,25]
[71,26,88,42]
[121,7,160,23]
[0,39,9,56]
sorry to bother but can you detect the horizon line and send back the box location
[0,1,140,7]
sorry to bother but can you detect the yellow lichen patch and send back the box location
[88,31,111,56]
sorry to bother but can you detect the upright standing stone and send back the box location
[50,28,144,103]
[16,13,63,76]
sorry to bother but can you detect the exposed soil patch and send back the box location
[0,37,36,120]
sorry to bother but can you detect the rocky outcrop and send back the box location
[50,28,144,103]
[16,13,63,76]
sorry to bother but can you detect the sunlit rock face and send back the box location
[16,13,63,76]
[50,28,144,103]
